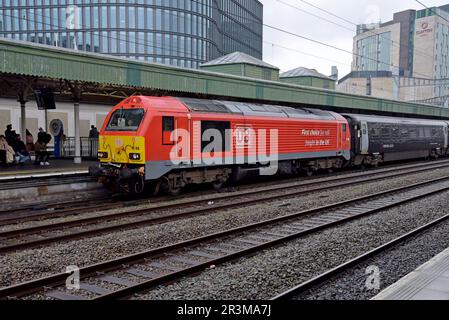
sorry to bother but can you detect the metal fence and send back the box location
[60,137,99,159]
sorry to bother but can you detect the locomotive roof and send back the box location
[177,98,343,121]
[343,113,449,126]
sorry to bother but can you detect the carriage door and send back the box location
[360,121,369,155]
[444,124,448,150]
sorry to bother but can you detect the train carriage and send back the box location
[343,114,449,167]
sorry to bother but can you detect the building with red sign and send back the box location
[338,5,449,107]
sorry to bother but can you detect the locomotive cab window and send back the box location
[106,108,145,131]
[163,117,175,131]
[162,116,175,145]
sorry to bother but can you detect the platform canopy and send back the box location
[1,38,449,119]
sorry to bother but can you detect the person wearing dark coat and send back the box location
[89,125,99,138]
[11,134,30,165]
[4,124,16,146]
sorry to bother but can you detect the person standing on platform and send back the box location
[4,124,16,146]
[89,125,99,139]
[89,125,99,158]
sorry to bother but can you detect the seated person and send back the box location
[0,135,15,166]
[11,134,30,165]
[35,139,50,166]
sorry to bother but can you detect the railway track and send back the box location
[0,173,94,191]
[1,176,449,300]
[271,211,449,300]
[2,158,448,225]
[1,160,449,254]
[0,196,141,226]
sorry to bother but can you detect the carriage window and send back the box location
[370,126,380,137]
[392,128,399,138]
[201,121,231,152]
[401,129,409,137]
[432,128,438,137]
[342,124,347,132]
[381,127,390,137]
[106,108,145,131]
[419,128,425,138]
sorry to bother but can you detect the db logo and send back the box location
[422,22,429,29]
[235,126,253,147]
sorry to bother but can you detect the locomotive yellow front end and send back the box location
[97,135,146,166]
[90,97,148,194]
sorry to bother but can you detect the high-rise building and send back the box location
[0,0,263,69]
[338,5,449,106]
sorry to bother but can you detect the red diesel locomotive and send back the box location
[91,96,351,194]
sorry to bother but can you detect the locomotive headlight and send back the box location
[129,153,141,161]
[98,152,108,159]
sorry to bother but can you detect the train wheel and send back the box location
[168,187,181,196]
[133,176,145,194]
[151,181,162,196]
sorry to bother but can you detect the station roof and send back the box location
[200,51,279,70]
[281,67,332,80]
[1,37,449,120]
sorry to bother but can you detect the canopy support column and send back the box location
[74,101,81,164]
[19,99,27,140]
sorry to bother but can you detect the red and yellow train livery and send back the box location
[91,96,350,194]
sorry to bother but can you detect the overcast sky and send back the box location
[260,0,449,78]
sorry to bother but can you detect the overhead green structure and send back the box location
[1,38,449,119]
[280,67,336,90]
[200,51,280,81]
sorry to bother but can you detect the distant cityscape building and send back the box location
[338,5,449,106]
[0,0,263,69]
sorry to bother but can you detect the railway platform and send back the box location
[0,159,96,181]
[373,247,449,300]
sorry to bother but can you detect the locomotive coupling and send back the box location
[88,165,103,177]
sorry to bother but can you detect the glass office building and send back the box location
[0,0,263,68]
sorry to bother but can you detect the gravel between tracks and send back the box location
[291,218,449,300]
[133,190,449,300]
[1,167,449,290]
